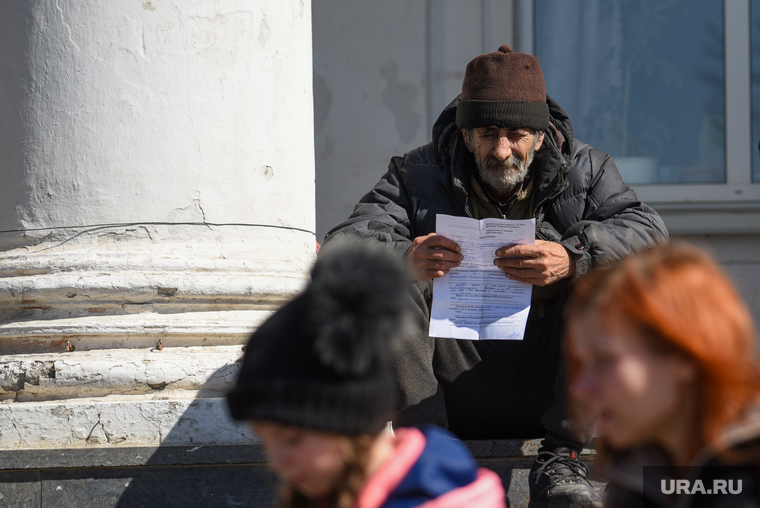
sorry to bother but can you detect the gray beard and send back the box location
[476,147,536,196]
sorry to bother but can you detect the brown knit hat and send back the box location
[456,44,550,131]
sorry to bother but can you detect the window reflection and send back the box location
[535,0,725,184]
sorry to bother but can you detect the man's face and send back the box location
[464,126,544,194]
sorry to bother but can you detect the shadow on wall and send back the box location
[380,63,422,143]
[107,371,523,507]
[0,364,279,507]
[72,371,591,507]
[0,363,275,507]
[112,368,279,507]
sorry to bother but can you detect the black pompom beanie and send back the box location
[456,44,550,131]
[227,240,409,436]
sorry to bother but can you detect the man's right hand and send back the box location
[407,233,463,281]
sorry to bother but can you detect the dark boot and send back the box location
[528,446,602,508]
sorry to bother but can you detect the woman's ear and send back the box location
[462,129,474,153]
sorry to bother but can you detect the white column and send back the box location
[0,0,315,448]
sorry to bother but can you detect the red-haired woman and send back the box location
[565,243,760,507]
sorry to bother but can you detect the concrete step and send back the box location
[0,396,254,449]
[0,439,606,507]
[0,311,269,354]
[1,347,244,403]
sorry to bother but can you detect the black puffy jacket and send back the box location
[324,96,668,277]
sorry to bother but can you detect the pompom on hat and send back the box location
[227,240,409,436]
[456,44,550,131]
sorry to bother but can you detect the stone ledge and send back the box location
[464,438,599,458]
[0,444,268,470]
[0,397,256,449]
[0,311,272,354]
[1,347,243,402]
[0,439,601,471]
[0,442,607,508]
[0,463,281,508]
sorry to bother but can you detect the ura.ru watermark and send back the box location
[661,479,742,495]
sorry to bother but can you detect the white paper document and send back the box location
[429,214,535,340]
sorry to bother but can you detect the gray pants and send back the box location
[391,280,595,448]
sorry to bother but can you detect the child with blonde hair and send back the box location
[228,241,506,508]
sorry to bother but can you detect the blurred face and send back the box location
[568,311,697,451]
[463,126,544,194]
[252,421,349,499]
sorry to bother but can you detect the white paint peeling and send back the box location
[1,346,246,401]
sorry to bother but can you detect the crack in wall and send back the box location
[138,403,166,445]
[10,421,30,447]
[54,0,81,52]
[85,414,102,443]
[195,199,212,230]
[138,225,155,241]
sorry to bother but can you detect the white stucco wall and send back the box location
[0,0,315,449]
[312,0,515,241]
[312,1,428,242]
[676,234,760,325]
[0,0,314,234]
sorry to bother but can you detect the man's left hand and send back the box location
[493,240,575,286]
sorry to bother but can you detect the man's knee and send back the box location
[407,279,433,317]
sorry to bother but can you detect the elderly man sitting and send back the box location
[324,45,668,508]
